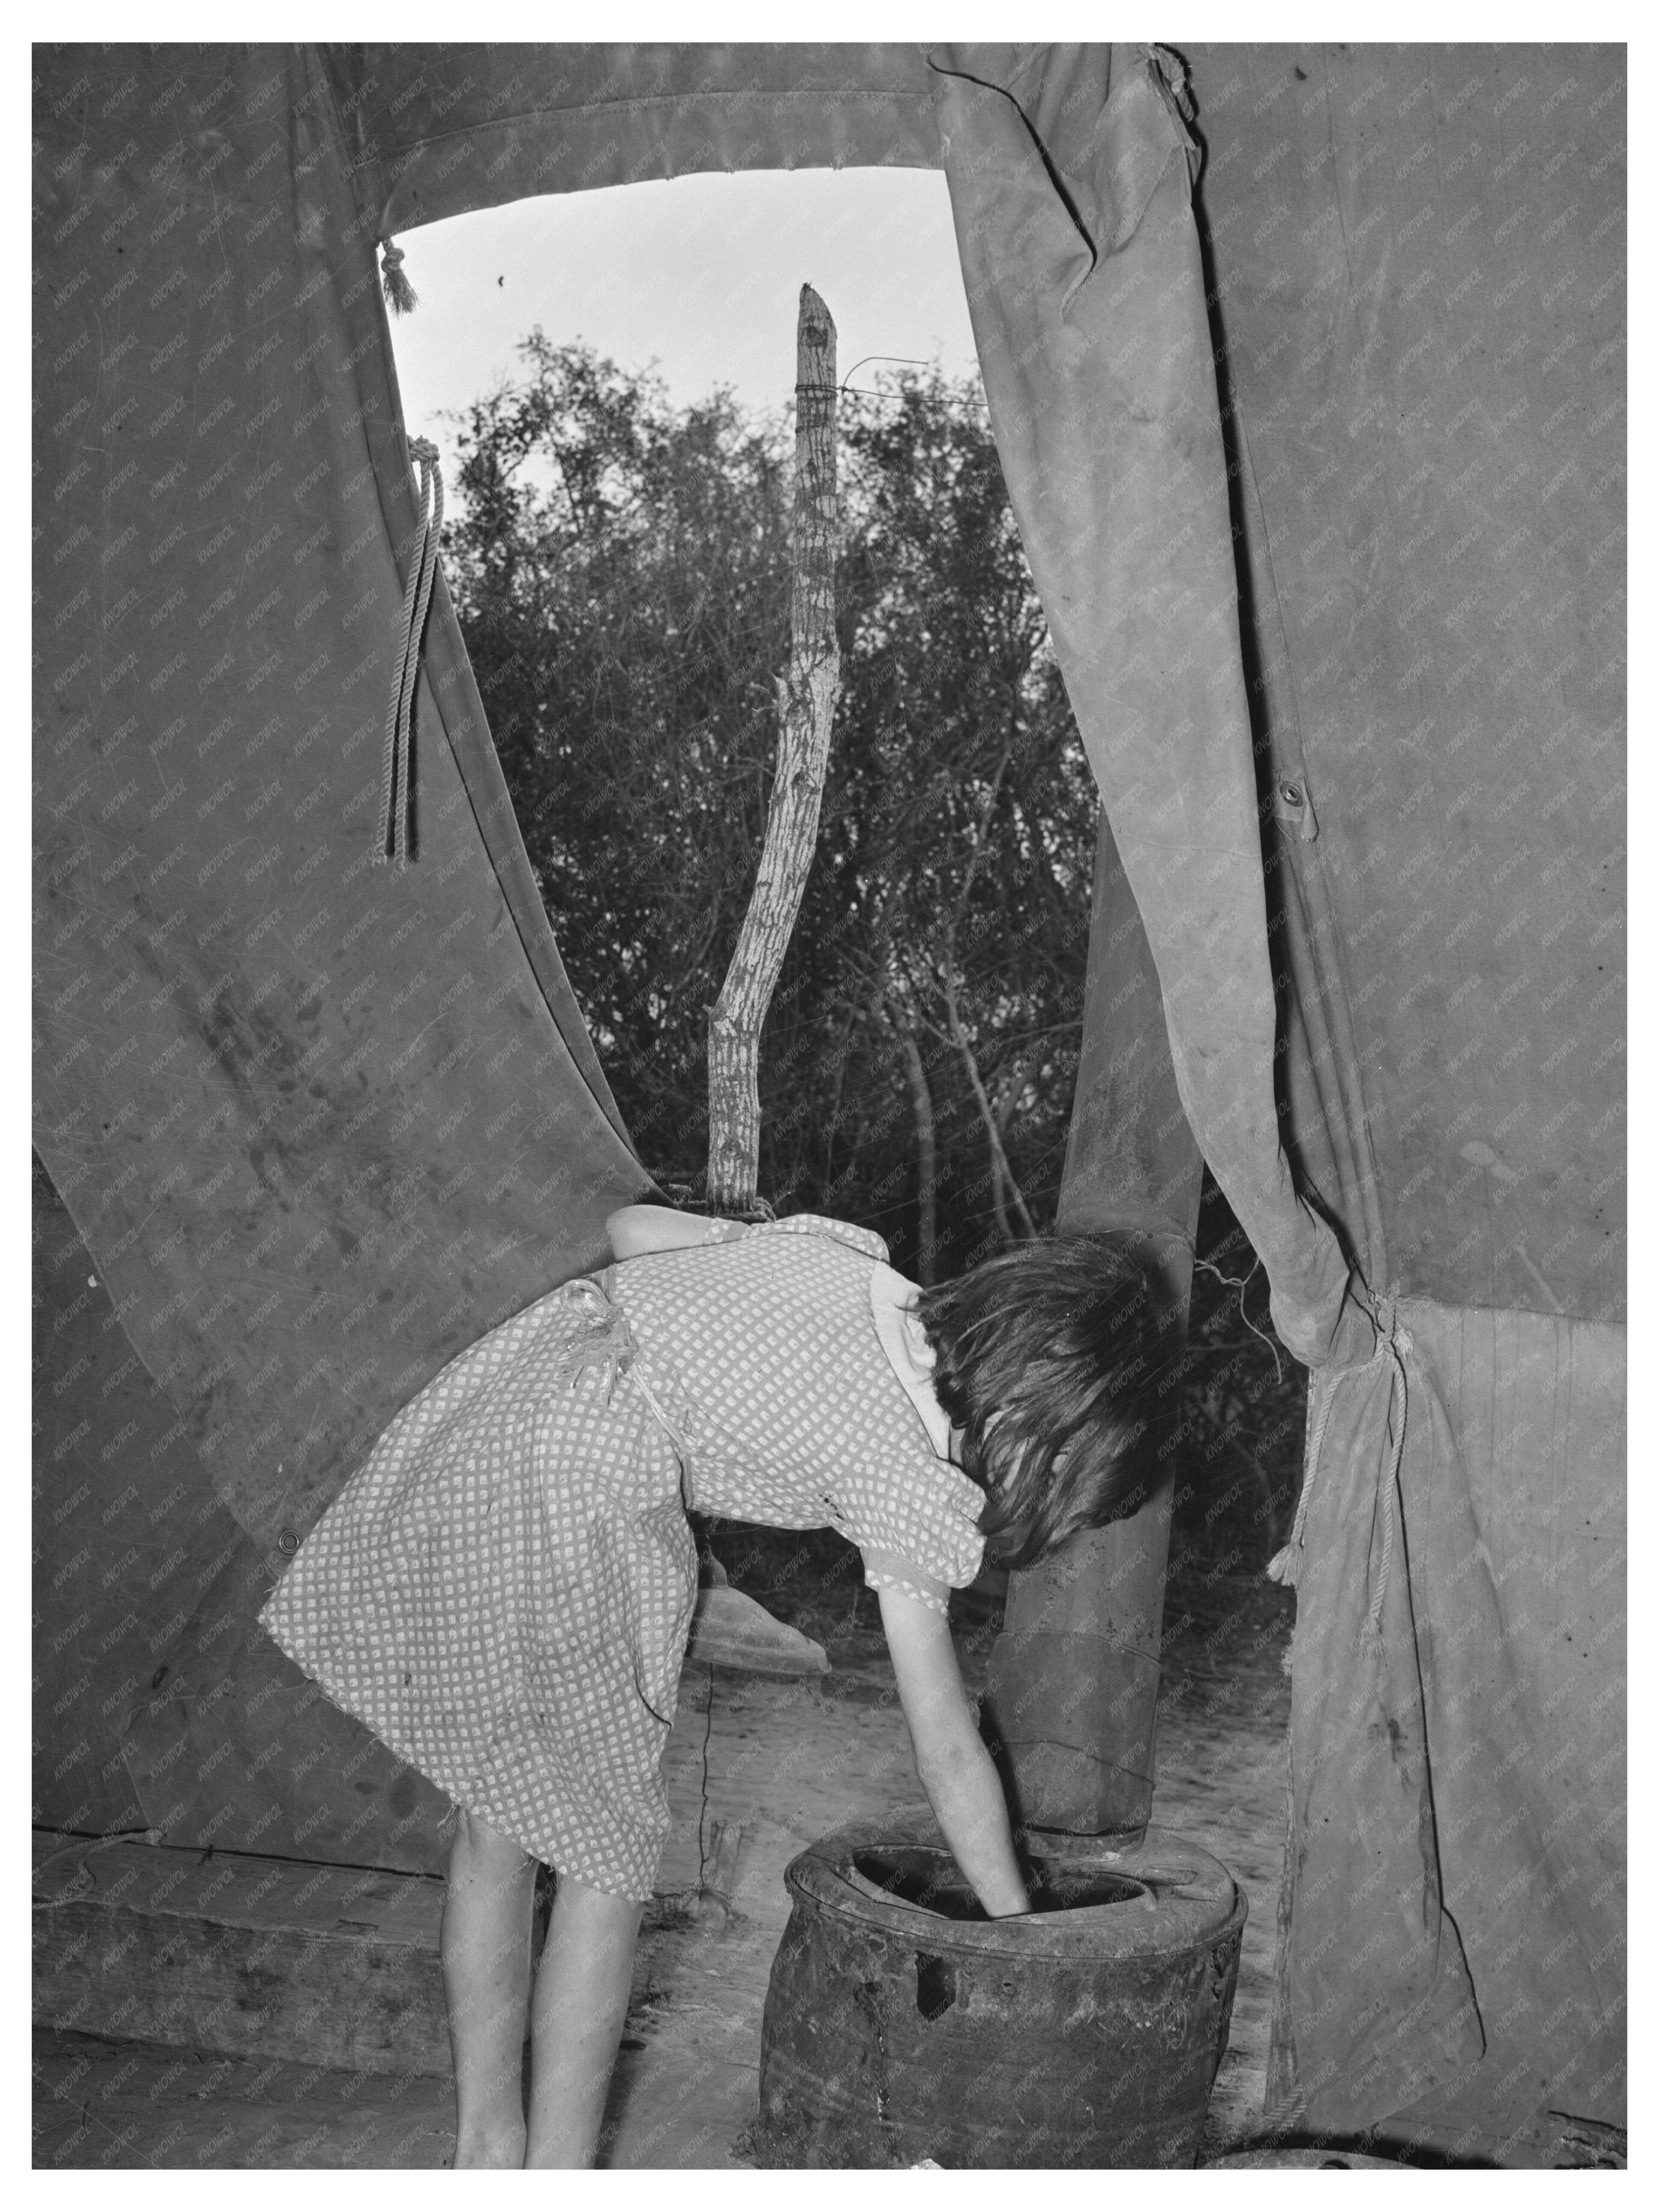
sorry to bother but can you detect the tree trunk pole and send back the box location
[981,810,1205,1844]
[707,285,840,1213]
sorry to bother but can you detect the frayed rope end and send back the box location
[380,238,418,316]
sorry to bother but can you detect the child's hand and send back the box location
[878,1586,1029,1917]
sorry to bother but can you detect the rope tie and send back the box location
[374,436,443,869]
[547,1276,637,1404]
[1361,1299,1412,1650]
[379,236,418,316]
[1265,1366,1337,1589]
[1266,1292,1413,1658]
[546,1276,696,1494]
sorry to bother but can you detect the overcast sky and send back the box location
[386,164,982,461]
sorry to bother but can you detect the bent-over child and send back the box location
[261,1206,1164,2166]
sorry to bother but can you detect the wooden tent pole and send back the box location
[982,812,1205,1842]
[706,284,841,1214]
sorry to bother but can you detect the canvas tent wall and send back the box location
[33,42,1622,2143]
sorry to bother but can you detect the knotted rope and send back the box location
[1362,1300,1411,1648]
[547,1275,638,1404]
[375,436,443,869]
[379,236,418,316]
[546,1275,696,1490]
[1267,1292,1412,1654]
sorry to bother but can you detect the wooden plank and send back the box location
[33,1834,451,2077]
[30,1710,744,2084]
[34,1832,444,1938]
[32,2024,457,2169]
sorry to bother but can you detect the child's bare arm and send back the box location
[606,1205,733,1259]
[877,1586,1029,1918]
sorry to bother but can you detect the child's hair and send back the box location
[914,1233,1170,1573]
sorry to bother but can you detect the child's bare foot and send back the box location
[453,2117,527,2169]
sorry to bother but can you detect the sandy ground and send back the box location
[33,1567,1294,2170]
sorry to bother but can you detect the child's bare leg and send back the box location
[441,1808,538,2168]
[524,1875,643,2168]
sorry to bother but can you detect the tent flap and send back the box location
[1266,1309,1484,2127]
[35,46,649,1557]
[935,42,1354,1364]
[331,43,945,236]
[1271,1295,1625,2130]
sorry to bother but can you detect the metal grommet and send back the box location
[1279,780,1304,807]
[277,1529,299,1556]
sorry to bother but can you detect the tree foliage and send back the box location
[443,338,1097,1280]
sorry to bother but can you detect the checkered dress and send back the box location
[259,1216,986,1899]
